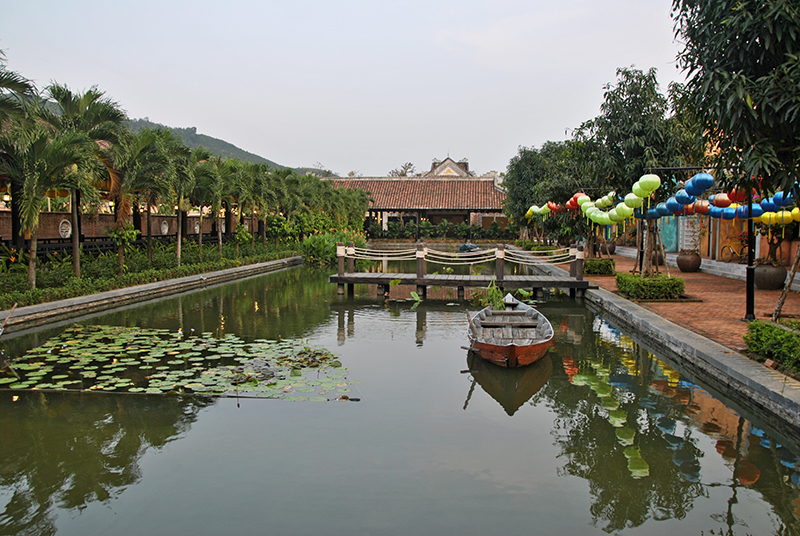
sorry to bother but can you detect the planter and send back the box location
[754,264,787,290]
[600,243,616,255]
[676,252,701,273]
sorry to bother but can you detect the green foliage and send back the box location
[386,221,403,239]
[615,273,685,300]
[403,221,418,239]
[107,223,140,247]
[744,320,800,371]
[367,220,383,239]
[472,278,505,310]
[233,224,253,245]
[418,219,434,238]
[0,242,300,309]
[301,233,337,266]
[435,219,452,238]
[584,259,616,275]
[127,119,285,169]
[672,0,800,194]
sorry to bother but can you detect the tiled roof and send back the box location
[330,178,506,211]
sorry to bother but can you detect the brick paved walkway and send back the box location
[585,256,800,352]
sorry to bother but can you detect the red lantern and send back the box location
[694,200,710,214]
[565,199,577,210]
[727,188,748,203]
[572,192,586,202]
[681,204,696,216]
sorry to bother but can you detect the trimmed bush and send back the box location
[615,273,685,300]
[584,259,616,275]
[744,320,800,371]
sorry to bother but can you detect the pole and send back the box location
[744,194,755,321]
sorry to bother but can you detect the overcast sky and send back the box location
[1,0,685,177]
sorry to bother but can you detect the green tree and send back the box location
[672,0,800,194]
[0,124,86,287]
[43,83,127,277]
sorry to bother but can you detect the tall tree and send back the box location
[0,124,85,288]
[672,0,800,194]
[43,83,127,277]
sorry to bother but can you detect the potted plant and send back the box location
[753,221,793,289]
[677,214,704,272]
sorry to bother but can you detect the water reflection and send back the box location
[0,391,212,536]
[1,268,800,535]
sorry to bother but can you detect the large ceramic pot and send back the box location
[651,250,664,266]
[754,264,787,290]
[676,252,701,273]
[600,243,616,255]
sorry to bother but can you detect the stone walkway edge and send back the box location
[532,260,800,434]
[0,256,304,334]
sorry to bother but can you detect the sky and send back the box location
[0,0,686,177]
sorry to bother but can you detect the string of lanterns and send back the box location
[524,173,800,228]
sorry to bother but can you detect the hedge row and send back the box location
[0,252,299,310]
[584,259,615,276]
[744,320,800,371]
[615,273,685,300]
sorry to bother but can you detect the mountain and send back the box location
[126,118,287,169]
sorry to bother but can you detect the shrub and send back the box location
[302,233,337,266]
[615,273,685,300]
[744,320,800,371]
[418,220,435,239]
[584,259,616,276]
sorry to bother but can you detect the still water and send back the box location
[1,267,799,535]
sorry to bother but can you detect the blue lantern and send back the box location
[647,208,661,219]
[675,189,696,205]
[761,197,779,212]
[708,206,723,218]
[656,202,671,217]
[722,207,737,220]
[773,190,795,207]
[685,179,703,197]
[691,172,715,191]
[665,197,683,213]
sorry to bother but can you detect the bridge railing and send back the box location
[336,242,584,281]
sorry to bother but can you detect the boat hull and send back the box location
[469,337,552,368]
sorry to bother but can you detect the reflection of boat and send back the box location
[467,294,554,368]
[466,350,553,415]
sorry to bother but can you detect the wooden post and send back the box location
[337,242,345,295]
[347,241,355,274]
[496,244,505,282]
[576,244,585,281]
[416,243,426,298]
[569,243,577,278]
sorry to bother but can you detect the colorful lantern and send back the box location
[694,200,710,214]
[710,193,731,208]
[727,187,748,203]
[656,203,671,217]
[624,193,643,208]
[665,197,683,213]
[577,195,591,206]
[793,207,800,222]
[722,207,737,220]
[737,204,763,219]
[685,179,703,197]
[675,189,695,205]
[638,174,661,193]
[761,197,779,212]
[691,172,715,191]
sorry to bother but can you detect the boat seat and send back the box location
[480,320,538,328]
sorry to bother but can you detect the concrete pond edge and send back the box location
[0,256,304,334]
[532,262,800,439]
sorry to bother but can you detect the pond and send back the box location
[1,266,799,535]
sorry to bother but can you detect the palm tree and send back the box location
[0,57,35,254]
[0,124,86,288]
[42,83,126,277]
[107,128,173,274]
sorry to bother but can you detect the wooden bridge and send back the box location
[329,242,593,299]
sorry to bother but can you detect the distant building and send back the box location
[330,157,506,231]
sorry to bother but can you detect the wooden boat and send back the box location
[467,293,554,368]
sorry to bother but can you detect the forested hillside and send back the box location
[127,118,286,169]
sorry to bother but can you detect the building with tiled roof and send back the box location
[330,157,506,231]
